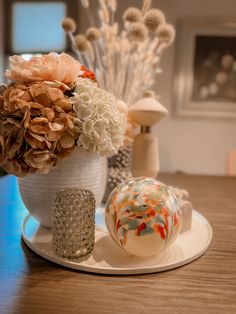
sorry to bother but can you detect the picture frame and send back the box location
[173,18,236,119]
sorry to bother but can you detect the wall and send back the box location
[112,0,236,175]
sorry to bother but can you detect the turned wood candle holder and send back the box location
[129,91,168,178]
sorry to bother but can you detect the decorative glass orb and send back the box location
[105,177,182,257]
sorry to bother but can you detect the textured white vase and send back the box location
[18,148,107,228]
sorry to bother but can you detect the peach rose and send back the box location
[5,53,82,85]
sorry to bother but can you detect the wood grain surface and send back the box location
[0,174,236,314]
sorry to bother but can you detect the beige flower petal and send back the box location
[6,118,21,127]
[25,132,45,149]
[28,132,45,142]
[46,130,61,141]
[0,134,5,154]
[54,115,74,130]
[1,159,23,176]
[31,117,48,124]
[67,117,74,130]
[29,124,48,134]
[30,102,44,110]
[48,87,64,102]
[59,130,75,149]
[21,90,32,102]
[54,106,65,113]
[34,92,52,107]
[5,128,23,158]
[45,140,52,149]
[23,109,30,128]
[24,149,54,171]
[34,153,50,163]
[55,98,73,112]
[48,122,64,131]
[42,107,55,121]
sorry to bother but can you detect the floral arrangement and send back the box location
[61,0,175,197]
[0,53,126,176]
[62,0,175,106]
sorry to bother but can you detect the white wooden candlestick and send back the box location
[129,91,168,178]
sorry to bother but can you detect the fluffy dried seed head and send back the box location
[156,23,175,46]
[86,27,101,41]
[74,34,91,51]
[61,17,77,33]
[144,9,165,32]
[128,22,148,42]
[123,7,142,23]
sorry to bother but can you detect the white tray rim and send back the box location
[22,210,213,275]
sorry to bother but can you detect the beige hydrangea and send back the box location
[0,82,76,176]
[70,78,126,156]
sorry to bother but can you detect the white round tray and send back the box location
[22,209,213,275]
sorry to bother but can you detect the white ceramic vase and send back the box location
[18,147,107,228]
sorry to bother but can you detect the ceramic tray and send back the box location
[22,209,213,275]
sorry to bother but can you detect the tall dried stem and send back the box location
[141,0,152,14]
[64,0,174,105]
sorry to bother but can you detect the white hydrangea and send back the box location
[70,78,126,156]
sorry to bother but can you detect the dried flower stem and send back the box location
[64,0,174,106]
[80,0,90,8]
[115,37,130,99]
[92,41,104,73]
[81,0,96,27]
[68,31,84,64]
[141,0,152,14]
[82,52,94,71]
[99,0,110,25]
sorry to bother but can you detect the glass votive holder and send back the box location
[52,188,96,261]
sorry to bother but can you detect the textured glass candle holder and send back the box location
[52,188,96,261]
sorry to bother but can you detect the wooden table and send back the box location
[0,174,236,314]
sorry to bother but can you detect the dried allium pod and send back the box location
[86,27,101,41]
[123,7,142,23]
[128,22,148,42]
[75,34,91,51]
[156,23,175,46]
[61,17,77,33]
[144,9,165,32]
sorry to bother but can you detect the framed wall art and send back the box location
[173,18,236,119]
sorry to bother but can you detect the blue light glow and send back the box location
[12,2,66,53]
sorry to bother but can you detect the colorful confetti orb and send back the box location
[105,177,182,257]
